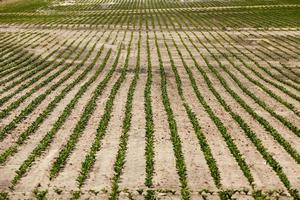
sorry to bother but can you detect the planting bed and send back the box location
[0,0,299,199]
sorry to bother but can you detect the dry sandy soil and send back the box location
[0,0,299,199]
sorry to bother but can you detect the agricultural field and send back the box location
[0,0,299,198]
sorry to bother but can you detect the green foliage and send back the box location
[0,192,9,200]
[144,31,155,194]
[159,28,222,189]
[252,190,267,200]
[153,30,190,200]
[49,33,125,179]
[33,188,48,200]
[70,191,81,200]
[76,32,133,188]
[0,0,299,199]
[0,31,91,141]
[0,0,50,13]
[109,31,140,200]
[10,32,111,186]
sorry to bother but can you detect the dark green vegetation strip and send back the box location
[109,31,141,200]
[0,31,110,166]
[153,30,190,200]
[76,31,133,188]
[144,17,155,199]
[165,12,300,197]
[49,31,128,179]
[160,31,221,189]
[0,0,299,198]
[157,9,255,188]
[10,32,113,186]
[0,31,91,138]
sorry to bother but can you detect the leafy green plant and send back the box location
[76,31,133,187]
[153,30,190,200]
[10,31,113,185]
[49,31,128,180]
[109,31,140,200]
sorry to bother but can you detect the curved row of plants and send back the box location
[153,28,190,199]
[109,30,141,200]
[144,28,155,199]
[0,30,86,99]
[10,30,121,187]
[48,31,129,179]
[0,30,115,166]
[167,15,300,198]
[0,30,95,140]
[158,9,255,189]
[172,10,300,138]
[0,32,52,77]
[75,32,133,193]
[205,32,300,135]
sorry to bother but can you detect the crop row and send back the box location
[159,30,222,189]
[158,9,255,189]
[49,31,128,179]
[153,7,300,198]
[170,8,300,138]
[109,31,141,200]
[0,31,111,166]
[0,31,94,141]
[0,30,85,104]
[10,30,116,186]
[144,30,155,199]
[165,16,300,198]
[153,29,190,199]
[0,32,52,79]
[0,31,46,71]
